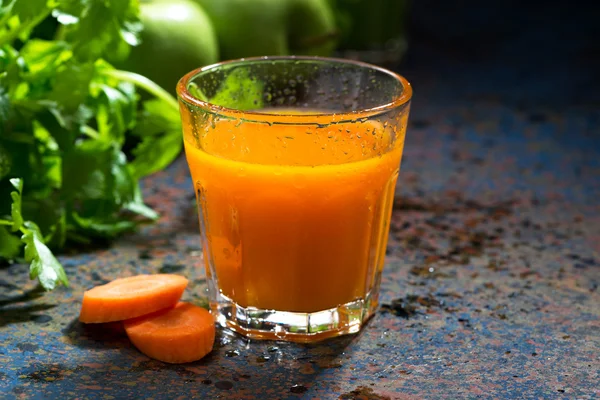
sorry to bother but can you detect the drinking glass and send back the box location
[177,56,412,342]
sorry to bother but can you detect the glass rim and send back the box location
[176,55,412,124]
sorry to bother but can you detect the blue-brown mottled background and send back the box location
[1,1,599,399]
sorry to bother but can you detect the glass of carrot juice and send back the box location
[177,56,412,342]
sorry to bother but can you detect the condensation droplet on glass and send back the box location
[274,325,285,337]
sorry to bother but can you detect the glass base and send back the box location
[212,291,379,343]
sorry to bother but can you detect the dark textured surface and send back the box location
[1,3,599,399]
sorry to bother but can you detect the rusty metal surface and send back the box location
[1,2,599,399]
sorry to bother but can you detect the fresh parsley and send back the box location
[0,0,183,290]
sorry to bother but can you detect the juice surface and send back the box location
[184,115,404,313]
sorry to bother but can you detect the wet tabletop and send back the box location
[1,3,599,399]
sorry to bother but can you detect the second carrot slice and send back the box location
[79,274,188,323]
[124,302,215,364]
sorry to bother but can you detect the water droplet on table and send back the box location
[225,350,240,357]
[215,381,233,390]
[290,384,307,394]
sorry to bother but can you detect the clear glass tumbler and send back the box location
[177,56,412,342]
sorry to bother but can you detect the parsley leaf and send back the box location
[1,0,51,45]
[9,177,23,231]
[128,99,182,179]
[22,221,69,290]
[94,81,137,144]
[0,225,21,259]
[59,0,142,62]
[18,39,72,78]
[211,67,265,111]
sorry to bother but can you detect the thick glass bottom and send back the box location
[212,290,379,343]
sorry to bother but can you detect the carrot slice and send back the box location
[124,302,215,364]
[79,274,188,323]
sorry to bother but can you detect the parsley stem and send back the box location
[102,69,179,111]
[67,231,91,244]
[0,220,13,226]
[82,125,99,139]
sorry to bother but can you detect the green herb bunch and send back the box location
[0,0,183,290]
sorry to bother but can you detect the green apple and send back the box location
[119,0,219,95]
[195,0,338,60]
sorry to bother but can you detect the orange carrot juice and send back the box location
[183,115,405,313]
